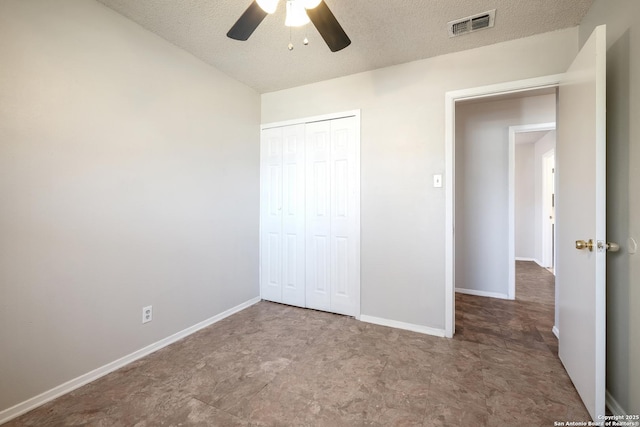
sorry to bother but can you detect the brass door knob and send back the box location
[576,239,594,251]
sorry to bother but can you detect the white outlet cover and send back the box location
[142,305,153,324]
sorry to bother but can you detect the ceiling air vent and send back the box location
[448,10,496,38]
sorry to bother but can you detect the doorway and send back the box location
[444,73,564,338]
[511,123,557,299]
[445,26,608,420]
[453,92,556,306]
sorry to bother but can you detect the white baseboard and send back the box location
[552,325,559,339]
[359,315,446,338]
[606,390,627,416]
[455,288,510,300]
[515,257,548,268]
[0,296,261,425]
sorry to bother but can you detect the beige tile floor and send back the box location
[7,261,589,426]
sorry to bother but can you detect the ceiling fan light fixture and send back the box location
[285,0,310,26]
[227,0,350,52]
[256,0,279,14]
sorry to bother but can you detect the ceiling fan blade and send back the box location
[306,0,351,52]
[227,1,268,41]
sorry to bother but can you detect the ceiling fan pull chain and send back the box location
[288,26,294,50]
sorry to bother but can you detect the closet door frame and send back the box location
[260,110,361,319]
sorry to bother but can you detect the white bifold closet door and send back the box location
[260,124,306,307]
[260,115,359,317]
[305,117,359,316]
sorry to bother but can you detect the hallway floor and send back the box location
[7,262,589,426]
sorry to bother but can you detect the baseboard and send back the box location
[359,315,446,338]
[455,288,510,300]
[0,296,261,425]
[606,390,627,416]
[552,325,559,339]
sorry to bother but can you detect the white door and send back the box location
[305,117,360,316]
[328,117,360,316]
[260,125,306,306]
[556,24,606,420]
[260,127,284,303]
[281,124,306,307]
[305,121,332,312]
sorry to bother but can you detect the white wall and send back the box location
[0,0,260,414]
[579,0,640,414]
[455,94,556,296]
[515,143,536,260]
[262,29,577,328]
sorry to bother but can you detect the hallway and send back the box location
[455,261,557,354]
[455,261,587,422]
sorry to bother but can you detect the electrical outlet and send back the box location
[142,306,152,324]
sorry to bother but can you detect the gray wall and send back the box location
[515,142,536,260]
[0,0,260,412]
[578,0,640,414]
[455,95,556,296]
[262,30,577,328]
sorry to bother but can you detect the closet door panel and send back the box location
[281,124,306,307]
[330,117,360,316]
[260,128,283,303]
[305,121,332,312]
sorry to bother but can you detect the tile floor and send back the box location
[6,261,589,426]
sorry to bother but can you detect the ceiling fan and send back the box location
[227,0,351,52]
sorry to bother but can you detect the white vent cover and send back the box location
[448,10,496,38]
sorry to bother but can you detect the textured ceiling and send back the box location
[96,0,593,93]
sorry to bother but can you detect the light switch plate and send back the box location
[433,174,443,188]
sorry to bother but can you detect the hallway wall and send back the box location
[515,142,536,260]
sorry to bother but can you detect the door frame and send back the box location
[260,109,362,319]
[541,148,556,270]
[508,122,556,300]
[444,74,563,338]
